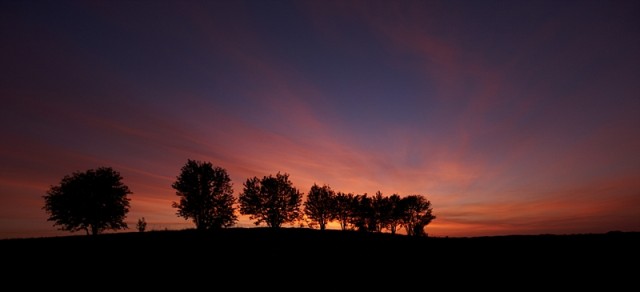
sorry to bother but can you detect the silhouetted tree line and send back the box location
[43,159,435,237]
[303,186,435,236]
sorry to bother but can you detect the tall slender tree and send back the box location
[333,192,354,231]
[386,194,403,234]
[371,191,393,233]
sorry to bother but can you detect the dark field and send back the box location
[3,228,638,287]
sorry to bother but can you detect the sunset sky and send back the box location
[1,0,638,239]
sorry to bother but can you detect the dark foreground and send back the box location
[3,228,638,287]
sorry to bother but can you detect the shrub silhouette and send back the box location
[137,217,147,232]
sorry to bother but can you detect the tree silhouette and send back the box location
[303,183,335,231]
[238,172,302,229]
[399,195,435,237]
[371,191,392,233]
[385,194,403,234]
[349,194,374,232]
[333,192,354,231]
[172,159,237,230]
[43,167,131,236]
[137,217,147,232]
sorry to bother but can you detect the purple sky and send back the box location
[1,0,638,238]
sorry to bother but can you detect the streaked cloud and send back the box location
[1,0,638,238]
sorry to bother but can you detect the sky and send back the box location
[1,0,638,239]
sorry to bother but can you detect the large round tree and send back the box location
[43,167,132,236]
[172,159,237,230]
[239,172,302,229]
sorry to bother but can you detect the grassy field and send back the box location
[2,228,637,287]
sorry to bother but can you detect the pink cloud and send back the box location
[429,174,640,237]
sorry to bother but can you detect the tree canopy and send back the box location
[303,183,336,231]
[399,195,436,237]
[332,192,354,231]
[172,159,237,230]
[43,167,131,236]
[43,163,436,237]
[238,172,302,229]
